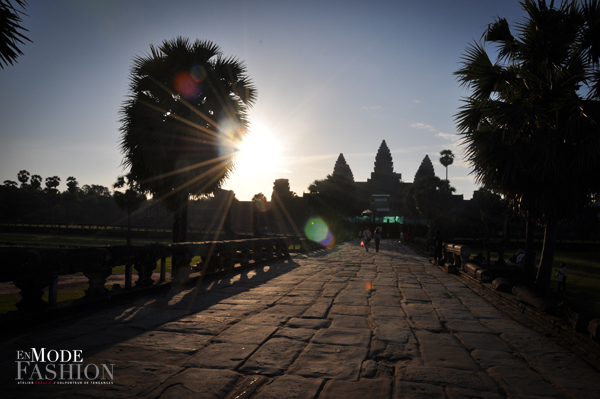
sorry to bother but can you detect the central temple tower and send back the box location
[367,140,401,193]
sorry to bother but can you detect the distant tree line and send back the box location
[1,170,130,225]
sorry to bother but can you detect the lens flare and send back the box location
[173,71,199,100]
[190,65,206,82]
[304,218,335,248]
[254,196,269,211]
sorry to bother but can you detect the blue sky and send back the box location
[0,0,526,201]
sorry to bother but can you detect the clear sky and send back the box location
[0,0,526,201]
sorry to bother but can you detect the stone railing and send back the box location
[442,243,471,274]
[1,237,323,312]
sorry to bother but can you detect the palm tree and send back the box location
[454,0,600,294]
[0,0,31,68]
[439,149,454,181]
[119,37,256,244]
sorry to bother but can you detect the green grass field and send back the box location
[0,232,171,247]
[472,247,600,315]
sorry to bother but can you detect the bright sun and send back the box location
[235,122,284,174]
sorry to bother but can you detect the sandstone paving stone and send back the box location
[185,343,259,369]
[144,367,241,399]
[287,343,368,380]
[333,294,369,306]
[478,317,532,335]
[211,323,278,344]
[419,344,480,371]
[486,364,564,398]
[444,319,493,334]
[434,308,479,322]
[238,338,307,375]
[460,303,507,320]
[369,318,411,342]
[395,381,446,399]
[402,302,439,318]
[409,317,445,332]
[329,314,370,329]
[414,330,463,347]
[40,327,139,355]
[319,378,392,399]
[303,297,333,319]
[369,296,401,307]
[252,375,324,399]
[276,296,317,306]
[273,327,316,342]
[371,286,402,296]
[157,315,240,336]
[471,349,525,370]
[204,303,267,317]
[455,332,513,353]
[370,305,406,318]
[445,386,504,399]
[369,339,411,361]
[328,304,371,316]
[242,312,292,326]
[311,328,371,347]
[322,283,347,297]
[285,318,331,330]
[295,281,327,291]
[398,366,500,392]
[523,351,600,394]
[86,337,206,366]
[263,304,309,316]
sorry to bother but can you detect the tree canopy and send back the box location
[119,37,256,242]
[0,0,31,68]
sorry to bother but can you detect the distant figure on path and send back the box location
[434,230,444,264]
[362,227,372,252]
[556,263,567,291]
[400,232,404,244]
[373,227,381,253]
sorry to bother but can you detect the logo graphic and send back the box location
[15,348,114,385]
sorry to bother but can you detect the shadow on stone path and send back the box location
[1,240,599,398]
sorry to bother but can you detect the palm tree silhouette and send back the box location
[439,149,454,181]
[119,37,256,244]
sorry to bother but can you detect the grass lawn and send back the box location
[472,247,600,314]
[0,232,170,247]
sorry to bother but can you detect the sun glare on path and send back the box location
[234,121,285,175]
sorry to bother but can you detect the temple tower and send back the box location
[368,140,401,193]
[332,153,354,181]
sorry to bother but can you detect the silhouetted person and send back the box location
[362,227,372,252]
[434,230,444,264]
[373,227,381,253]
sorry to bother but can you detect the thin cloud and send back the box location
[411,122,458,142]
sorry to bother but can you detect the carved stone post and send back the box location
[134,257,157,287]
[83,267,112,299]
[13,277,52,311]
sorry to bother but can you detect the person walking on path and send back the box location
[556,263,567,291]
[373,227,382,253]
[362,227,372,252]
[400,232,404,244]
[433,230,444,265]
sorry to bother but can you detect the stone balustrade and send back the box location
[442,243,471,274]
[1,236,322,312]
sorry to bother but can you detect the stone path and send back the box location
[1,240,599,398]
